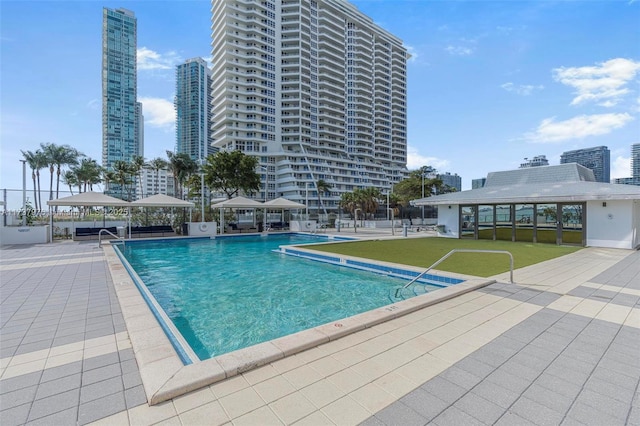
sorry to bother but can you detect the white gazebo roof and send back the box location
[130,194,194,207]
[262,197,306,209]
[211,196,263,208]
[47,191,130,207]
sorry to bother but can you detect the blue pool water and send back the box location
[117,234,452,360]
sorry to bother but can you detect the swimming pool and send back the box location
[116,234,464,362]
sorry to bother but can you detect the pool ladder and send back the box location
[98,229,126,248]
[394,249,514,299]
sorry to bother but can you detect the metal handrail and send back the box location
[395,249,514,298]
[98,229,125,248]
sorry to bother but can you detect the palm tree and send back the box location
[102,169,117,194]
[339,192,357,219]
[45,144,80,210]
[131,155,146,199]
[167,151,198,199]
[72,158,102,193]
[316,179,331,217]
[21,150,42,211]
[40,142,57,202]
[62,170,78,196]
[147,157,168,195]
[113,160,134,201]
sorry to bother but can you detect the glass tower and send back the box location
[210,0,409,213]
[102,7,139,198]
[560,146,610,183]
[175,58,215,162]
[632,143,640,184]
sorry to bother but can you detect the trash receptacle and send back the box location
[182,223,188,235]
[402,224,408,237]
[117,226,125,238]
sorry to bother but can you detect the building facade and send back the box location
[102,7,140,198]
[519,155,549,168]
[210,0,409,214]
[175,58,216,162]
[633,143,640,183]
[560,146,610,183]
[472,178,486,189]
[140,168,175,199]
[438,172,462,192]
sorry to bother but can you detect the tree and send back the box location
[393,166,444,208]
[46,144,79,211]
[202,150,260,199]
[166,151,198,199]
[131,155,146,199]
[72,158,102,193]
[147,157,168,195]
[21,150,45,211]
[113,160,134,200]
[339,192,357,219]
[316,179,331,216]
[62,170,78,196]
[40,142,58,203]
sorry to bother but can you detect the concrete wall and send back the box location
[437,205,459,238]
[0,226,50,245]
[586,200,636,249]
[187,222,217,236]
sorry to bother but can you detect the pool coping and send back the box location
[103,240,495,405]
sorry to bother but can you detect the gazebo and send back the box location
[46,192,130,241]
[211,196,264,233]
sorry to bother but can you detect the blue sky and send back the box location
[1,0,639,203]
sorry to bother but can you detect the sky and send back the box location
[1,0,639,207]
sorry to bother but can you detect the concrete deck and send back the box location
[1,233,638,425]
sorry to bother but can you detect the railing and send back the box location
[395,249,514,298]
[98,229,125,248]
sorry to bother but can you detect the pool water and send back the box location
[118,234,446,360]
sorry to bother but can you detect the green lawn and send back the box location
[308,237,581,277]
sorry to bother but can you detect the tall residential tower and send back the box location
[102,7,139,198]
[210,0,409,214]
[560,146,610,183]
[175,58,215,162]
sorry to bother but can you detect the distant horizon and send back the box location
[1,0,639,195]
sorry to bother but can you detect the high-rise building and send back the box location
[438,172,462,192]
[175,58,215,162]
[472,178,486,189]
[140,168,175,198]
[560,146,610,183]
[519,155,549,168]
[210,0,409,214]
[102,7,139,198]
[135,102,144,158]
[632,143,640,183]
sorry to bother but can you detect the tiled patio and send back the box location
[0,236,638,425]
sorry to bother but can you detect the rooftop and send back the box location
[1,233,638,425]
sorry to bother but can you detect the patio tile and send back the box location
[34,373,81,400]
[27,388,80,422]
[0,402,31,426]
[27,406,77,426]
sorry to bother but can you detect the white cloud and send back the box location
[445,45,473,56]
[86,99,99,110]
[406,146,450,171]
[138,97,175,129]
[523,113,634,143]
[137,47,182,71]
[501,82,544,96]
[611,155,632,179]
[553,58,640,107]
